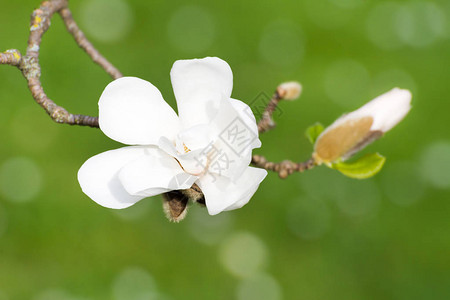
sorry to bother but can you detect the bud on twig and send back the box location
[313,88,412,165]
[277,81,302,101]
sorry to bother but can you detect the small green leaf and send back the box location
[331,153,386,179]
[305,123,324,145]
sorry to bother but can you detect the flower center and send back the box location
[183,143,191,153]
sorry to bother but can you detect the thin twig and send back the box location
[251,155,316,179]
[0,50,22,66]
[252,82,312,177]
[0,0,123,127]
[59,8,122,80]
[257,82,301,134]
[257,90,282,133]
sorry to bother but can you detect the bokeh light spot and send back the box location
[0,157,43,203]
[112,267,158,300]
[395,2,446,48]
[186,207,234,246]
[300,168,380,217]
[259,20,305,67]
[287,196,330,240]
[324,59,370,108]
[300,168,340,201]
[167,6,215,54]
[366,2,404,50]
[381,161,425,207]
[236,273,282,300]
[80,0,134,43]
[334,178,381,217]
[219,232,268,278]
[421,141,450,189]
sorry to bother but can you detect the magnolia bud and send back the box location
[162,191,189,222]
[162,184,204,222]
[277,81,302,100]
[313,88,412,165]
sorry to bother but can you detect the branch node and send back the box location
[51,107,70,123]
[0,49,22,66]
[19,56,41,80]
[252,155,316,179]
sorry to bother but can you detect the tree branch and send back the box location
[252,155,315,179]
[0,0,124,127]
[257,82,302,134]
[0,50,22,66]
[59,7,122,80]
[251,82,314,178]
[257,90,282,133]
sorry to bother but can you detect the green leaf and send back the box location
[331,153,386,179]
[305,123,324,145]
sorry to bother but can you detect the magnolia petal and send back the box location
[99,77,180,145]
[197,167,268,215]
[209,97,260,152]
[158,137,207,175]
[230,98,261,149]
[78,146,148,209]
[118,149,198,197]
[204,138,252,181]
[328,88,412,134]
[176,124,213,152]
[358,88,412,132]
[223,180,261,211]
[171,57,233,128]
[205,97,260,180]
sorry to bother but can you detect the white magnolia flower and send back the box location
[313,88,412,164]
[78,57,267,216]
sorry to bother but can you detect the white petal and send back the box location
[171,57,233,128]
[230,98,262,149]
[78,146,148,209]
[176,124,212,152]
[99,77,180,145]
[118,149,198,197]
[223,181,262,211]
[359,88,412,132]
[205,139,252,181]
[158,137,207,175]
[330,88,412,133]
[205,97,261,180]
[197,167,268,215]
[160,97,259,181]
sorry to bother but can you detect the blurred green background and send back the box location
[1,0,450,299]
